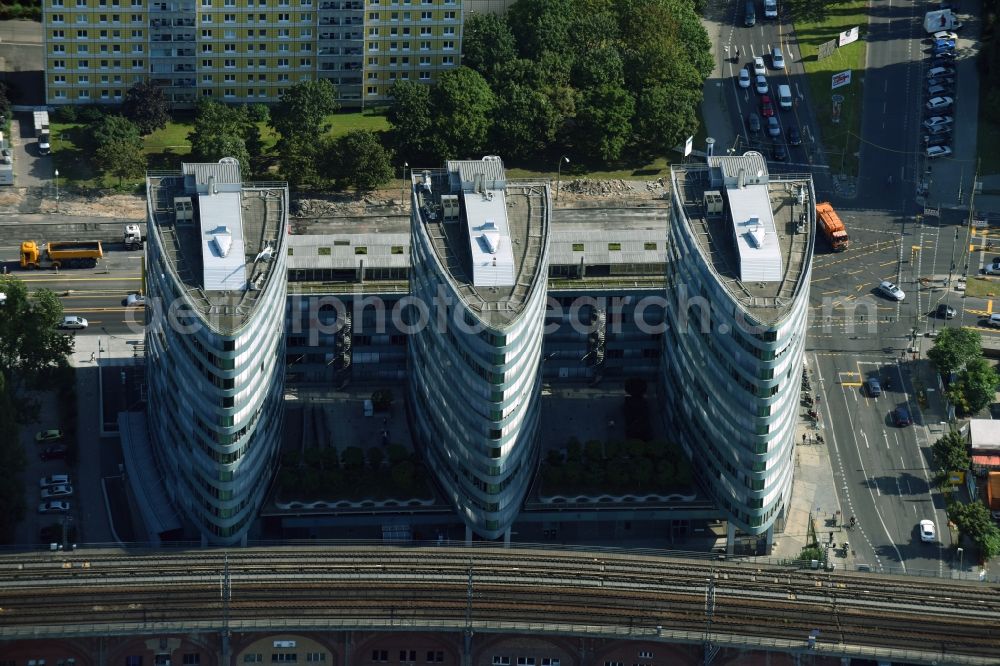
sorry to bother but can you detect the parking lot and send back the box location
[11,113,56,189]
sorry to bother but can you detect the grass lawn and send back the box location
[790,0,869,177]
[964,276,1000,299]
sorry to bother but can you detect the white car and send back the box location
[926,145,953,159]
[919,519,936,542]
[58,315,88,330]
[125,293,146,307]
[753,56,766,76]
[878,280,905,301]
[933,30,958,41]
[738,67,751,88]
[926,96,954,111]
[755,74,768,94]
[41,484,74,499]
[38,500,71,514]
[771,47,785,70]
[923,115,953,129]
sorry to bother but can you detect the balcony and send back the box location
[173,64,194,72]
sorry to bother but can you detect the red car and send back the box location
[760,95,775,117]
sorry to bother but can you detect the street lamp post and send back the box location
[54,168,59,202]
[957,547,964,575]
[400,161,409,207]
[555,155,569,202]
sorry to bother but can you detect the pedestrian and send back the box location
[90,352,96,362]
[802,433,806,444]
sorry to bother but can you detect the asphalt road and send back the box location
[804,206,995,575]
[719,8,819,172]
[0,216,145,336]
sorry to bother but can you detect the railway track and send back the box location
[0,546,996,662]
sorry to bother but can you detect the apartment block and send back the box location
[42,0,465,107]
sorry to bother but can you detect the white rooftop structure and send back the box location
[726,181,782,282]
[968,419,1000,451]
[199,190,247,291]
[460,167,515,287]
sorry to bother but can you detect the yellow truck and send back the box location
[20,240,103,269]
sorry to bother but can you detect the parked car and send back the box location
[760,95,775,117]
[926,96,954,111]
[39,474,71,488]
[41,484,74,499]
[892,407,912,427]
[877,280,905,301]
[771,47,785,69]
[35,429,63,443]
[919,519,936,543]
[923,115,953,129]
[755,74,769,94]
[787,126,802,146]
[771,142,788,161]
[58,315,88,330]
[987,314,1000,328]
[926,145,953,159]
[926,84,953,98]
[926,75,955,88]
[936,303,956,319]
[39,445,68,461]
[766,116,781,137]
[923,134,951,147]
[753,56,766,76]
[933,30,959,41]
[984,262,1000,276]
[38,500,71,514]
[738,67,751,88]
[927,66,954,79]
[866,377,883,397]
[930,53,957,66]
[933,38,956,50]
[926,123,953,136]
[747,112,762,134]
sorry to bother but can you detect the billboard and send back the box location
[831,70,852,89]
[684,135,693,157]
[839,26,860,47]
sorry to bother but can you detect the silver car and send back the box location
[58,315,88,330]
[877,280,905,301]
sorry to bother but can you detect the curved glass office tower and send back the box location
[408,157,550,540]
[145,161,288,545]
[662,153,813,540]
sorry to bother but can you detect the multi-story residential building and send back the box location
[42,0,467,107]
[406,157,550,541]
[661,153,814,547]
[144,160,288,545]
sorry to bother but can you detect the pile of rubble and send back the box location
[559,178,668,198]
[291,193,403,218]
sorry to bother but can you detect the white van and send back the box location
[778,84,793,110]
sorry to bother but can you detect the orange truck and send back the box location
[816,202,849,251]
[20,240,103,269]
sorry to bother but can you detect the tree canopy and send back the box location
[386,0,710,165]
[947,357,1000,416]
[324,130,394,195]
[931,431,970,473]
[928,327,983,376]
[121,80,170,136]
[0,276,74,393]
[270,80,339,189]
[187,99,258,178]
[949,500,1000,561]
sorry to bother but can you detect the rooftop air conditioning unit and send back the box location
[441,194,460,222]
[174,196,194,224]
[704,190,723,215]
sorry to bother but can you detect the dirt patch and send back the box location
[0,179,669,220]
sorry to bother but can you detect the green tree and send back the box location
[91,115,146,185]
[948,357,1000,415]
[325,130,394,195]
[573,84,635,161]
[931,431,970,472]
[0,374,26,543]
[342,446,365,470]
[277,133,322,191]
[506,0,578,61]
[0,276,74,394]
[460,12,518,85]
[270,79,339,141]
[949,500,1000,560]
[367,446,384,470]
[928,327,983,376]
[429,67,496,159]
[187,99,256,178]
[386,79,435,161]
[121,80,170,136]
[634,84,700,158]
[490,80,562,160]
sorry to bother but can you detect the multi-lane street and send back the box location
[0,216,145,336]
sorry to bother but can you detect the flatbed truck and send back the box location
[20,240,103,269]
